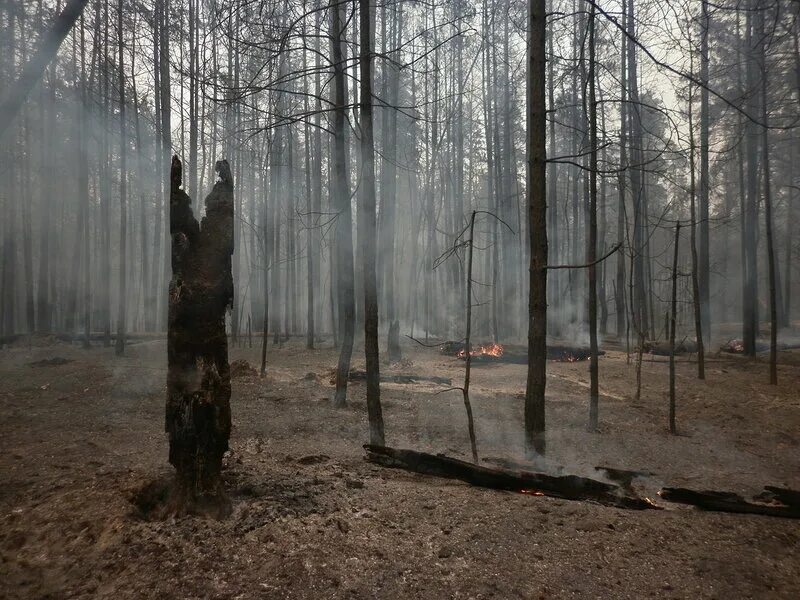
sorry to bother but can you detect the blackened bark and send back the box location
[332,3,355,408]
[587,0,599,432]
[463,211,480,462]
[166,156,234,518]
[669,222,680,434]
[358,0,385,445]
[698,0,711,346]
[115,0,127,356]
[615,0,628,340]
[743,5,759,356]
[758,5,777,385]
[688,86,705,380]
[525,0,548,458]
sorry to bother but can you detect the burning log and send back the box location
[659,487,800,519]
[364,445,658,510]
[439,341,604,364]
[456,342,504,359]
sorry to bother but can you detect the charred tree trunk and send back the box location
[688,84,705,380]
[669,222,680,434]
[332,2,355,407]
[698,0,711,346]
[525,0,548,458]
[743,5,759,356]
[462,211,480,463]
[587,1,599,432]
[358,0,385,446]
[115,0,127,356]
[165,156,234,519]
[757,5,777,385]
[615,0,628,340]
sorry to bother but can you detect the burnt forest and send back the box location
[1,0,799,597]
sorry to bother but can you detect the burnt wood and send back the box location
[164,156,234,518]
[660,487,800,519]
[364,445,657,510]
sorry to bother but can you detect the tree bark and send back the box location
[166,156,233,519]
[332,2,356,407]
[757,4,777,385]
[669,222,680,434]
[698,0,711,346]
[358,0,385,445]
[525,0,548,458]
[115,0,127,356]
[688,82,705,380]
[587,0,599,432]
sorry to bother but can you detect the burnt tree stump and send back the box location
[165,155,234,518]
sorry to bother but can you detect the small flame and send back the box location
[458,342,505,358]
[519,489,545,496]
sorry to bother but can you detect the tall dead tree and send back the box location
[166,156,234,518]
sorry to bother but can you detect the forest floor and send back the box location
[1,333,799,599]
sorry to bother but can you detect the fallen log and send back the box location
[762,486,800,508]
[364,445,658,510]
[659,487,800,519]
[481,458,653,491]
[439,341,604,363]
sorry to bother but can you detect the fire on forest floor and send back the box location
[1,335,799,598]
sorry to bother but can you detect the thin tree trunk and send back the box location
[758,5,777,384]
[587,1,599,431]
[463,211,480,463]
[616,0,628,341]
[743,4,759,356]
[115,0,127,356]
[669,222,680,434]
[699,0,711,345]
[688,82,705,380]
[358,0,385,445]
[332,2,356,407]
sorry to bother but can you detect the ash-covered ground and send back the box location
[1,335,799,598]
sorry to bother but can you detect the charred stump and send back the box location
[165,156,234,519]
